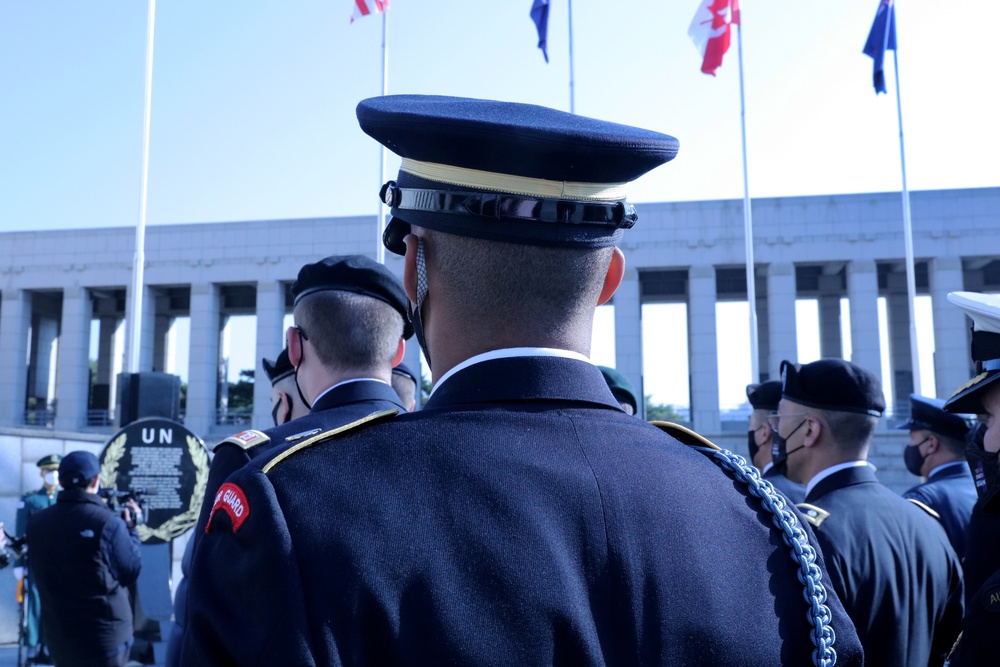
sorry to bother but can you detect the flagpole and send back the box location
[567,0,575,113]
[376,10,389,264]
[892,46,921,396]
[127,0,156,374]
[735,19,759,382]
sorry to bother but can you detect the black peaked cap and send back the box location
[897,394,971,439]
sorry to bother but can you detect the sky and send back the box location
[5,1,998,413]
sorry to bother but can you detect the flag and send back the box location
[688,0,739,76]
[351,0,389,24]
[863,0,896,94]
[530,0,550,63]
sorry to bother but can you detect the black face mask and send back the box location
[966,423,1000,515]
[903,437,930,477]
[271,394,292,427]
[747,429,760,463]
[771,419,807,476]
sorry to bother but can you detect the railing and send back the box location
[23,409,56,428]
[216,407,252,426]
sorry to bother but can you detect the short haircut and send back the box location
[391,372,417,408]
[818,408,878,453]
[294,291,403,372]
[426,229,613,337]
[934,432,967,457]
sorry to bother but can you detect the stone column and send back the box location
[254,280,286,426]
[688,266,720,433]
[187,283,221,437]
[0,290,31,426]
[930,257,968,399]
[818,294,843,360]
[55,287,92,431]
[767,263,797,379]
[847,260,882,386]
[613,267,644,417]
[886,291,913,414]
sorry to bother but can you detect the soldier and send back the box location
[262,348,310,427]
[940,292,1000,666]
[390,361,418,412]
[598,365,640,415]
[746,381,806,502]
[183,95,862,665]
[775,358,963,667]
[14,453,61,664]
[898,393,976,559]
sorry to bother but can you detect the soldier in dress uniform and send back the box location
[389,361,418,412]
[775,358,963,667]
[940,292,1000,666]
[182,95,863,666]
[14,453,61,664]
[898,393,976,559]
[746,381,806,502]
[262,347,310,427]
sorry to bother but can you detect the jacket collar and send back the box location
[805,464,879,502]
[311,379,406,414]
[57,488,106,506]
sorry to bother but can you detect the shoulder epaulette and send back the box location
[263,409,399,474]
[650,420,721,451]
[906,498,941,520]
[796,503,831,528]
[215,430,270,453]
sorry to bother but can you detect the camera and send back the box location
[99,488,152,526]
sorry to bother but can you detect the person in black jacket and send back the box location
[27,450,142,667]
[746,381,806,503]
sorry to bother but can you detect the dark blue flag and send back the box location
[530,0,550,63]
[863,0,896,94]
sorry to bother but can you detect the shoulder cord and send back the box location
[691,445,838,667]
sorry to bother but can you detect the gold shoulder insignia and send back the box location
[906,498,941,520]
[796,503,831,528]
[650,421,721,451]
[216,430,270,453]
[263,409,399,474]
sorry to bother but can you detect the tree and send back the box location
[644,396,684,423]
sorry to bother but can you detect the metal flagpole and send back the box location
[127,0,157,374]
[892,45,921,395]
[568,0,575,113]
[376,10,390,264]
[735,16,759,382]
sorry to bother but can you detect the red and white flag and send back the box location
[351,0,389,23]
[688,0,740,76]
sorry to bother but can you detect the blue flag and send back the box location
[530,0,550,63]
[863,0,896,94]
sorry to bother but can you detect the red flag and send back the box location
[351,0,389,24]
[688,0,740,76]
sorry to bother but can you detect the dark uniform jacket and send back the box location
[183,355,863,666]
[763,464,806,503]
[903,461,976,560]
[27,489,142,666]
[801,465,963,667]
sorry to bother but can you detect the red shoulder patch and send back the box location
[205,482,251,533]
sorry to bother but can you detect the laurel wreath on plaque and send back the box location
[100,432,210,543]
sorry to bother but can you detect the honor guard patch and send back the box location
[796,503,831,528]
[206,482,250,533]
[217,430,270,452]
[906,498,941,520]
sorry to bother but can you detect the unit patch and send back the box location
[218,430,269,452]
[206,482,250,533]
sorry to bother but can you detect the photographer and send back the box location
[27,451,142,667]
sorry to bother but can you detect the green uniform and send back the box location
[16,486,57,649]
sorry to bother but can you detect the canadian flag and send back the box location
[688,0,740,76]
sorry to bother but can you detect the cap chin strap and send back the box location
[410,238,432,370]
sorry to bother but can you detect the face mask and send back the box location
[966,423,1000,515]
[410,237,431,370]
[771,419,807,476]
[271,394,292,427]
[903,437,930,477]
[43,471,58,487]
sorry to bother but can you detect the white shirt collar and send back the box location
[928,460,966,478]
[431,347,593,397]
[761,461,774,475]
[311,377,389,406]
[805,460,872,497]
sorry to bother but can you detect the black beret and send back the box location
[598,366,639,413]
[356,95,680,255]
[897,394,971,439]
[780,359,885,417]
[944,292,1000,414]
[746,381,782,411]
[59,450,101,488]
[391,361,418,384]
[262,349,294,386]
[292,255,412,339]
[36,454,62,470]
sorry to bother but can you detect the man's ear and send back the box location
[403,234,419,304]
[597,248,626,306]
[803,417,823,448]
[391,338,405,368]
[287,326,302,367]
[925,435,940,455]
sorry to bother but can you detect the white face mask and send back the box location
[43,471,59,487]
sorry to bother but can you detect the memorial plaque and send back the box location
[99,417,209,545]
